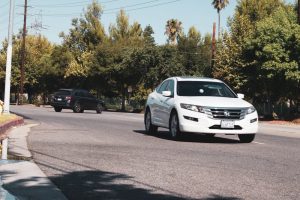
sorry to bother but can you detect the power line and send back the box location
[104,0,181,14]
[31,0,181,17]
[103,0,161,12]
[30,0,118,7]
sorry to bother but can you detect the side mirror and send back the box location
[237,93,245,99]
[162,91,172,97]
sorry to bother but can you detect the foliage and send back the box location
[212,0,229,13]
[214,0,300,106]
[165,19,183,45]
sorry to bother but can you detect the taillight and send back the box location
[65,96,72,100]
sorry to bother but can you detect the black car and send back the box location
[50,89,104,113]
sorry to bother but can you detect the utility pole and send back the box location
[3,0,15,114]
[19,0,27,104]
[2,0,15,160]
[211,22,216,77]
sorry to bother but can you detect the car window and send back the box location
[55,90,71,96]
[157,80,169,94]
[166,79,174,96]
[87,93,95,98]
[75,91,85,97]
[177,81,236,98]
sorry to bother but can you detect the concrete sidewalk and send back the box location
[0,124,67,200]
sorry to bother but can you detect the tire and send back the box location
[169,112,181,140]
[238,134,255,143]
[96,103,103,114]
[73,102,83,113]
[145,109,158,134]
[54,107,62,112]
[205,134,215,138]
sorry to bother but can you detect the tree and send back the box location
[60,1,107,91]
[108,9,144,110]
[177,26,211,76]
[247,6,300,102]
[61,0,106,53]
[0,34,54,103]
[212,0,229,38]
[109,9,143,45]
[296,0,300,25]
[214,0,300,116]
[165,19,183,45]
[143,25,155,46]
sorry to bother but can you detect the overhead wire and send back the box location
[30,0,118,7]
[30,0,181,17]
[104,0,181,14]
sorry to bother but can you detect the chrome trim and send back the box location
[203,107,247,120]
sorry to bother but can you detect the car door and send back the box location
[151,80,169,126]
[159,79,175,127]
[86,92,98,110]
[74,90,85,108]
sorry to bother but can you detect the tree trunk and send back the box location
[121,84,126,111]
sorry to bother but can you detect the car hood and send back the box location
[177,96,253,108]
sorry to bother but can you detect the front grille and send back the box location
[204,108,246,120]
[209,125,242,130]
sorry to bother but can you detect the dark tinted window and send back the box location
[74,91,84,97]
[55,90,71,96]
[87,93,95,98]
[177,81,236,98]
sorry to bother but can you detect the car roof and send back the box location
[58,89,88,92]
[172,76,223,83]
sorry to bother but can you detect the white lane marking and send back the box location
[253,142,265,145]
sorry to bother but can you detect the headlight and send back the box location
[180,103,204,113]
[246,106,256,114]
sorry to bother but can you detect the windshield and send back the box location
[177,81,237,98]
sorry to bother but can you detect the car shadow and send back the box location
[49,110,103,115]
[133,130,240,144]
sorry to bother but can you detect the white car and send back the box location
[144,77,258,143]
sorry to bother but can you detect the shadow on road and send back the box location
[51,170,187,200]
[134,130,240,144]
[1,169,243,200]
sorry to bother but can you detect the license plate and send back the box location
[57,98,62,101]
[221,120,235,129]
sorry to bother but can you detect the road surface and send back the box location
[11,105,300,200]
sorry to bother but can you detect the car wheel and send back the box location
[145,109,158,134]
[169,112,181,140]
[54,107,62,112]
[96,103,103,114]
[238,134,255,143]
[205,134,215,138]
[73,102,82,113]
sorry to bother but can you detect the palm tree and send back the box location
[212,0,229,38]
[165,19,183,45]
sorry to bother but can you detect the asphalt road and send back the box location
[11,105,300,200]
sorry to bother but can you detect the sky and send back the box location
[0,0,296,46]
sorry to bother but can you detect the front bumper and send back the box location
[178,109,258,134]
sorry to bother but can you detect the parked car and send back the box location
[144,77,258,143]
[50,89,105,114]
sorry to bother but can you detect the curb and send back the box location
[0,117,24,140]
